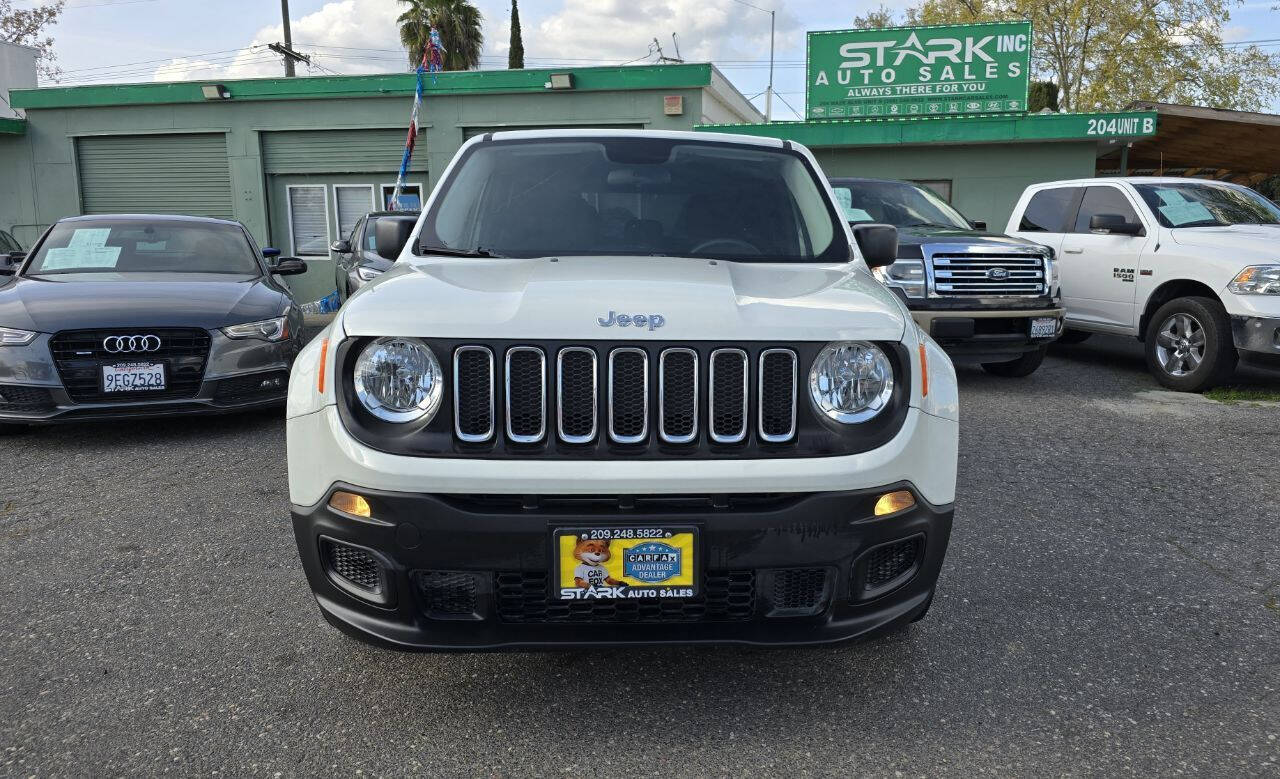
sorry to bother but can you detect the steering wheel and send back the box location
[689,238,762,256]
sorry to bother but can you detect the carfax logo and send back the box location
[623,541,681,583]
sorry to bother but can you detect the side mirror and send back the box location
[1089,214,1144,236]
[970,220,987,231]
[375,218,414,260]
[852,224,899,268]
[0,251,23,275]
[262,247,281,259]
[330,239,351,253]
[270,258,308,276]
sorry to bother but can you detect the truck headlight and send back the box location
[871,260,924,298]
[353,337,443,423]
[355,266,384,282]
[808,341,894,423]
[1228,265,1280,295]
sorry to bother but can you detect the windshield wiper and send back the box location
[417,244,502,258]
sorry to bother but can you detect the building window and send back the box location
[381,183,424,211]
[287,185,330,256]
[911,180,953,203]
[335,185,375,241]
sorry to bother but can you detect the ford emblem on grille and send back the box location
[103,334,162,353]
[597,311,666,331]
[986,267,1010,280]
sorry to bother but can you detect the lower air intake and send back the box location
[321,538,390,604]
[856,536,923,599]
[767,567,830,617]
[414,570,480,618]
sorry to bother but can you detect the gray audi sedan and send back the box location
[0,214,305,431]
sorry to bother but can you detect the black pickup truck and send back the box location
[831,178,1063,377]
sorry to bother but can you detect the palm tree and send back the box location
[398,0,484,72]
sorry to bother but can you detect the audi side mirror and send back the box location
[1089,214,1144,236]
[270,258,308,276]
[330,239,351,254]
[852,224,899,268]
[375,218,414,260]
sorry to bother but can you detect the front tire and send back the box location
[981,345,1047,377]
[1144,296,1236,392]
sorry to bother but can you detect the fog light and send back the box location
[329,490,372,518]
[874,490,915,516]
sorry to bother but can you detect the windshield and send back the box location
[1134,183,1280,228]
[830,180,971,230]
[26,220,260,276]
[417,137,847,262]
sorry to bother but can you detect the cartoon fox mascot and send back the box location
[572,538,623,588]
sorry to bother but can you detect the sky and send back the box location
[20,0,1280,119]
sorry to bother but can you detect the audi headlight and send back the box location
[0,327,38,346]
[222,316,289,341]
[808,341,895,423]
[355,266,384,282]
[1228,265,1280,295]
[353,337,443,423]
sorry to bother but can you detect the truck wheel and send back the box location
[1144,296,1236,392]
[1057,329,1092,345]
[981,345,1047,377]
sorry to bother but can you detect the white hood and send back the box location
[1170,225,1280,257]
[339,255,908,342]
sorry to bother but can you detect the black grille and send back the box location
[862,537,922,594]
[0,384,55,413]
[710,349,747,443]
[557,348,596,442]
[505,347,545,442]
[49,328,210,403]
[495,570,755,623]
[454,347,494,441]
[660,349,697,443]
[759,350,796,441]
[770,568,829,616]
[608,349,648,443]
[212,371,287,403]
[413,570,480,616]
[323,539,383,593]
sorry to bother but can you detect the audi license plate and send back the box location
[102,362,166,393]
[553,526,698,601]
[1030,317,1058,338]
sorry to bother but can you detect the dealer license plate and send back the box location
[1030,317,1058,338]
[553,526,698,601]
[102,362,166,393]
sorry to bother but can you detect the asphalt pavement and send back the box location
[2,334,1277,776]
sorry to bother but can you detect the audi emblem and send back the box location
[103,334,162,353]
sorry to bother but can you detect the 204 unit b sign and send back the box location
[807,21,1032,119]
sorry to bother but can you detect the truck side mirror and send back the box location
[330,239,351,254]
[0,251,24,275]
[375,218,414,260]
[969,220,987,231]
[852,224,899,268]
[1089,214,1144,236]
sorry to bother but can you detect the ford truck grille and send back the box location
[926,248,1048,297]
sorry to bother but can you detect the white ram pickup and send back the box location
[1007,177,1280,391]
[286,130,959,651]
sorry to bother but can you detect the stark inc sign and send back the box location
[807,21,1032,120]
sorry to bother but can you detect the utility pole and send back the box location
[765,9,774,122]
[281,0,295,77]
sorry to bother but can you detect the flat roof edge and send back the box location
[0,116,27,135]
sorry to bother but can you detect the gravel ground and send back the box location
[2,334,1277,776]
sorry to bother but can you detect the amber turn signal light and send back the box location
[874,490,916,516]
[329,490,372,518]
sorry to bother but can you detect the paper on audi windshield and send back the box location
[40,228,122,270]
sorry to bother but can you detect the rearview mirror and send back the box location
[852,224,899,268]
[1089,214,1144,236]
[330,239,351,253]
[270,258,308,276]
[375,218,414,260]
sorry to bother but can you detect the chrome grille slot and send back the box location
[504,346,546,443]
[557,347,597,444]
[709,348,748,444]
[928,250,1047,297]
[608,348,648,444]
[659,348,698,444]
[453,346,494,442]
[758,349,797,442]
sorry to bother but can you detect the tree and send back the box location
[0,0,64,82]
[398,0,484,72]
[1028,81,1060,112]
[508,0,524,69]
[852,5,901,29]
[904,0,1280,112]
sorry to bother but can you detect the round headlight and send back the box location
[808,341,894,424]
[353,337,443,423]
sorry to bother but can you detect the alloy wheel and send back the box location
[1154,312,1206,377]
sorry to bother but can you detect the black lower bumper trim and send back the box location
[291,484,954,651]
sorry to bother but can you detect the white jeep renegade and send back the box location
[285,130,959,650]
[1007,177,1280,391]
